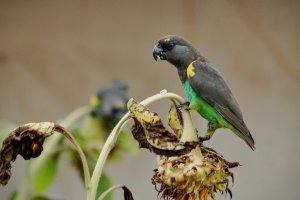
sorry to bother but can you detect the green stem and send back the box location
[88,90,200,200]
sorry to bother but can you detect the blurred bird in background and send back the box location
[90,80,129,128]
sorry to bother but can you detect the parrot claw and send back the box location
[198,135,211,143]
[199,142,205,148]
[177,101,190,110]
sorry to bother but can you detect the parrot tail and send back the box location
[234,126,255,151]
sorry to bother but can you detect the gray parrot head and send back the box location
[153,35,200,69]
[91,80,129,123]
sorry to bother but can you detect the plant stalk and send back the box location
[88,90,201,200]
[16,106,91,200]
[97,184,127,200]
[52,125,92,199]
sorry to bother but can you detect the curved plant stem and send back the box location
[89,113,131,200]
[16,106,91,200]
[53,125,91,191]
[61,106,92,128]
[97,184,128,200]
[88,91,200,200]
[14,164,30,200]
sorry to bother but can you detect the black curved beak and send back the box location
[152,44,165,61]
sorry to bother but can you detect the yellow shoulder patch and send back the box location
[90,96,101,106]
[187,61,196,78]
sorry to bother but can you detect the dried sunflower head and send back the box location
[152,147,239,200]
[128,98,240,200]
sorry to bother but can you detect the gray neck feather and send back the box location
[177,68,187,83]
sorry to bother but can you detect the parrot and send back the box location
[152,35,255,150]
[90,80,129,126]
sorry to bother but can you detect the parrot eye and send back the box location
[164,42,175,51]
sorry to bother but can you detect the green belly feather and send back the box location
[183,81,234,130]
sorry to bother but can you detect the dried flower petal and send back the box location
[128,99,197,156]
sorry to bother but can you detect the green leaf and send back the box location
[8,191,51,200]
[30,195,52,200]
[8,191,17,200]
[117,131,138,156]
[96,173,112,200]
[31,153,59,193]
[108,148,122,161]
[82,117,106,142]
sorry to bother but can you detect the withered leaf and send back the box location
[201,147,240,169]
[122,185,134,200]
[128,99,197,156]
[168,100,183,138]
[0,122,56,185]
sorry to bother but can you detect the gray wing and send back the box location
[188,60,255,149]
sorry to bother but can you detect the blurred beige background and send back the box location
[1,0,300,199]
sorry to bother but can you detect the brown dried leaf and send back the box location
[128,99,197,156]
[201,147,240,169]
[122,185,134,200]
[0,122,56,185]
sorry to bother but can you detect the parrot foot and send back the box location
[199,122,217,144]
[177,101,190,110]
[199,141,205,148]
[198,135,211,143]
